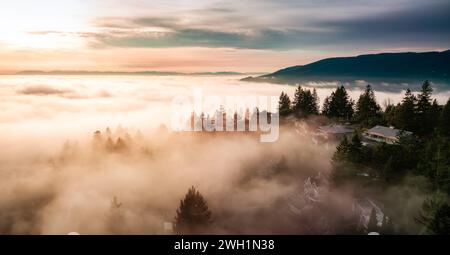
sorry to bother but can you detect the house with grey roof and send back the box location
[317,124,354,140]
[363,125,412,144]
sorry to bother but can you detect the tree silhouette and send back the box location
[322,86,354,121]
[416,80,436,135]
[174,186,212,234]
[278,91,292,117]
[417,80,433,115]
[439,98,450,136]
[395,88,416,132]
[108,196,124,234]
[355,85,381,126]
[417,192,450,234]
[292,85,319,117]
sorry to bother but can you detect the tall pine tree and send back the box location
[439,98,450,136]
[355,85,381,126]
[292,85,319,117]
[395,88,416,132]
[322,86,354,121]
[416,80,435,135]
[174,186,212,234]
[278,91,292,117]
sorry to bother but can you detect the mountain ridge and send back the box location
[242,50,450,84]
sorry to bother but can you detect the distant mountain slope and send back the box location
[243,50,450,84]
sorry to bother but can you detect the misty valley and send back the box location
[0,75,449,235]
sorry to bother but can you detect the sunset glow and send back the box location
[1,0,448,73]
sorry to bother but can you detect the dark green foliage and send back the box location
[322,86,354,121]
[331,137,353,185]
[174,186,212,234]
[429,204,450,234]
[416,80,433,115]
[278,91,292,117]
[416,81,440,136]
[348,133,363,162]
[429,99,441,131]
[383,103,397,125]
[416,136,450,193]
[439,99,450,136]
[394,88,417,132]
[292,85,319,117]
[312,88,320,114]
[328,80,450,235]
[388,81,441,135]
[382,156,396,182]
[330,134,368,185]
[333,136,350,163]
[355,85,382,126]
[331,134,366,165]
[417,192,450,234]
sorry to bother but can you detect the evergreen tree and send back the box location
[367,208,379,233]
[417,192,450,234]
[278,92,292,117]
[384,103,397,126]
[332,136,350,162]
[331,136,351,185]
[416,80,436,135]
[417,80,433,114]
[312,88,320,114]
[429,203,450,234]
[322,86,354,121]
[292,85,319,117]
[174,186,212,234]
[416,136,450,193]
[383,156,396,182]
[107,196,124,234]
[322,96,330,115]
[348,133,363,163]
[395,88,416,132]
[440,98,450,136]
[355,85,381,126]
[427,99,442,135]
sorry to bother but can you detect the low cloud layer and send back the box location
[0,75,442,234]
[0,122,340,234]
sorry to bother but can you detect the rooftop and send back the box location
[366,125,412,139]
[318,124,354,134]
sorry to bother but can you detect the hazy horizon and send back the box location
[1,0,449,73]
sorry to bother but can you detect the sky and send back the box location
[0,0,449,73]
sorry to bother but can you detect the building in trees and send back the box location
[317,124,354,140]
[363,125,412,144]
